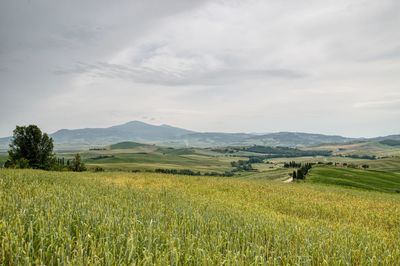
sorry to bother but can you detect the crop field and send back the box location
[83,152,236,173]
[1,169,400,264]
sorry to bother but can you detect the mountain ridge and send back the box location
[0,121,398,150]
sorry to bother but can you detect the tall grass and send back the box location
[0,169,399,264]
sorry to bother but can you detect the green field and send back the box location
[1,169,399,264]
[307,167,400,193]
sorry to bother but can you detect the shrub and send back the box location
[93,166,105,172]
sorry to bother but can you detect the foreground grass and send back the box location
[0,169,399,264]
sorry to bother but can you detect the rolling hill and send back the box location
[308,167,400,193]
[109,141,153,150]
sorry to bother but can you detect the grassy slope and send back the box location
[1,169,399,264]
[366,158,400,172]
[308,166,400,193]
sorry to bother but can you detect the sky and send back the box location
[0,0,399,138]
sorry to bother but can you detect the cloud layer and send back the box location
[0,0,399,137]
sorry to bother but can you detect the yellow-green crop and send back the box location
[0,169,399,265]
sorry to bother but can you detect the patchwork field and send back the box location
[1,169,399,264]
[56,145,241,173]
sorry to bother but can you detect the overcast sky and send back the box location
[0,0,399,137]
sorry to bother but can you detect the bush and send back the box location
[93,166,105,172]
[3,158,30,169]
[223,171,234,177]
[231,159,254,172]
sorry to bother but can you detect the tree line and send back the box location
[155,168,234,177]
[292,163,312,180]
[283,161,302,168]
[282,160,313,180]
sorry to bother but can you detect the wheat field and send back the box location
[0,169,399,265]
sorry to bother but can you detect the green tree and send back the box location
[7,125,55,169]
[297,170,304,179]
[70,154,86,172]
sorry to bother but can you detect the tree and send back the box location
[70,153,86,172]
[297,170,304,179]
[362,164,369,169]
[7,125,55,169]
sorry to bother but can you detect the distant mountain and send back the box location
[0,121,397,150]
[0,137,10,151]
[379,139,400,146]
[0,121,193,150]
[249,132,352,147]
[176,132,254,146]
[167,131,353,147]
[371,134,400,141]
[50,121,194,149]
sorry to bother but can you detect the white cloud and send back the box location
[0,0,399,137]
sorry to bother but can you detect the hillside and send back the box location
[250,132,351,146]
[175,132,254,146]
[380,139,400,146]
[308,167,400,193]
